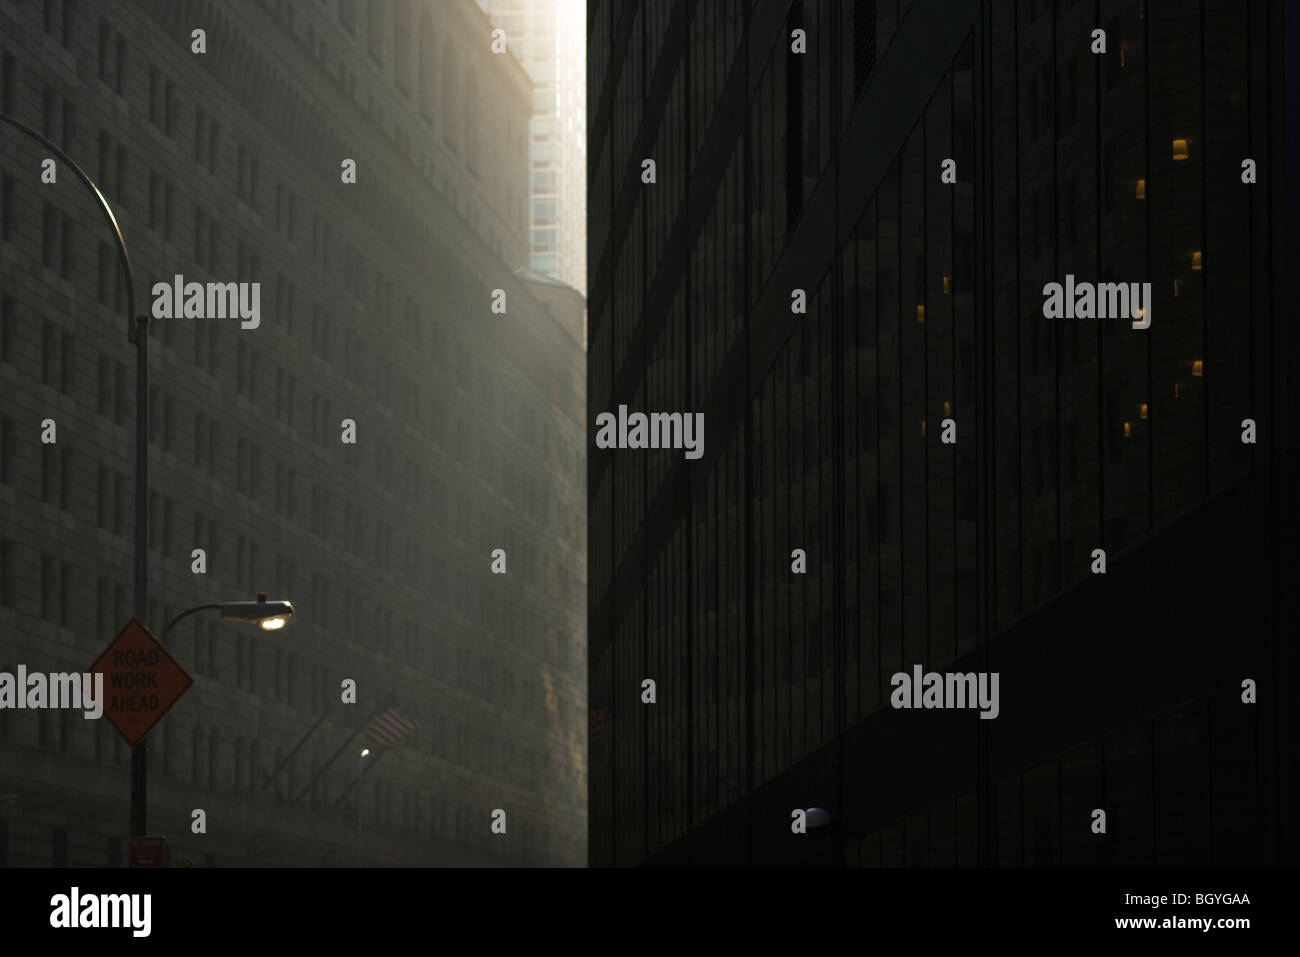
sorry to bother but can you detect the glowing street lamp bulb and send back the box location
[361,749,371,758]
[222,598,294,627]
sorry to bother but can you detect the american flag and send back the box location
[364,707,418,749]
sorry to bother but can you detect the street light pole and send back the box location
[0,111,148,839]
[0,116,303,853]
[130,312,149,839]
[157,604,223,643]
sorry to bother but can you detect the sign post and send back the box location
[91,619,192,863]
[129,836,165,868]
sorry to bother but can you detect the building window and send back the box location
[465,71,479,175]
[532,200,557,226]
[237,143,260,207]
[1105,18,1123,89]
[853,1,876,97]
[149,67,171,129]
[98,21,114,85]
[393,1,412,92]
[97,466,110,526]
[419,13,437,122]
[339,0,357,34]
[60,0,77,49]
[115,34,127,93]
[194,110,219,174]
[0,539,11,609]
[43,87,65,143]
[367,0,389,64]
[41,321,60,388]
[41,555,58,621]
[148,172,174,240]
[0,53,13,117]
[441,44,459,153]
[194,207,209,266]
[42,204,60,273]
[1,173,13,242]
[191,724,203,785]
[114,471,128,535]
[94,351,115,408]
[195,109,208,164]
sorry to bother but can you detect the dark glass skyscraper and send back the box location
[587,0,1296,866]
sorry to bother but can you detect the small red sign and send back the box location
[89,619,193,747]
[129,836,165,868]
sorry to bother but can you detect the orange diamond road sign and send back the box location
[89,618,193,747]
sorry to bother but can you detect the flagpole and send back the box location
[257,705,334,796]
[331,748,389,811]
[357,749,368,867]
[294,704,388,805]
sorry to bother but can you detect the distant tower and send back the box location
[477,0,587,295]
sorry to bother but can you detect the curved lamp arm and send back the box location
[159,604,223,643]
[158,599,295,644]
[0,111,139,340]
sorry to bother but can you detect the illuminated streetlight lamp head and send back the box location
[221,598,294,628]
[361,749,371,758]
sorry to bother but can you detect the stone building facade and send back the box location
[0,0,586,867]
